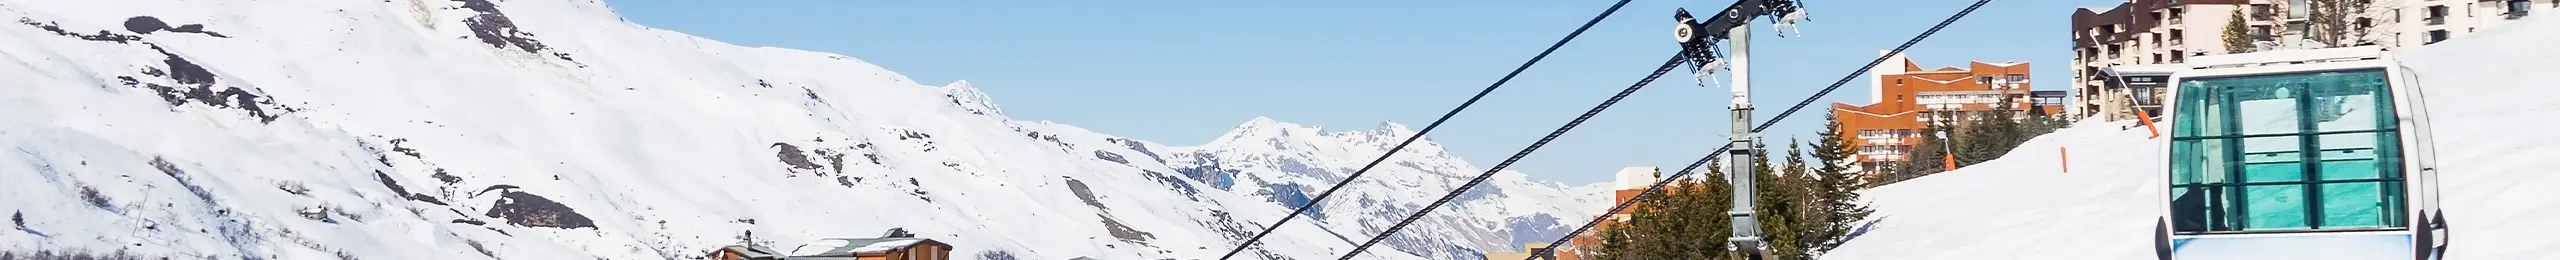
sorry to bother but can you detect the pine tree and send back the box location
[1957,94,2029,167]
[2224,7,2255,53]
[1683,175,1735,259]
[1607,164,1736,259]
[1892,117,1952,182]
[1627,171,1681,260]
[1595,221,1634,260]
[1782,141,1825,259]
[1749,141,1810,260]
[1808,113,1874,255]
[2306,0,2374,46]
[1699,165,1740,258]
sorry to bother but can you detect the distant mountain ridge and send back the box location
[0,0,1607,259]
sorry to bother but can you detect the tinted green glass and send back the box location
[2167,68,2407,233]
[2241,185,2308,230]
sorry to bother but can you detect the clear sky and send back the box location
[608,0,2123,185]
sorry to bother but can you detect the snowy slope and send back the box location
[0,0,1603,259]
[1821,15,2560,260]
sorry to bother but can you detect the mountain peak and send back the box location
[1207,116,1311,146]
[1198,117,1450,161]
[1371,121,1416,137]
[943,80,1004,116]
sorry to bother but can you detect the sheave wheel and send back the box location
[1675,23,1697,44]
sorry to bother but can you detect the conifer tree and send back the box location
[1957,94,2027,167]
[1891,117,1952,183]
[1595,221,1634,260]
[1602,164,1737,259]
[2224,8,2255,53]
[1670,162,1734,259]
[1625,173,1679,259]
[1750,141,1809,260]
[1781,141,1824,259]
[1702,166,1737,258]
[1684,174,1735,259]
[1809,111,1874,254]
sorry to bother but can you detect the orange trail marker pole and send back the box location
[1943,153,1956,171]
[2060,147,2071,173]
[2136,108,2162,139]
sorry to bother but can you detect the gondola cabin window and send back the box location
[2167,68,2407,234]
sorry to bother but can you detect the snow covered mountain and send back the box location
[1170,118,1612,260]
[0,0,1605,259]
[1821,15,2560,260]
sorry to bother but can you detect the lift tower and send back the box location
[1672,0,1804,258]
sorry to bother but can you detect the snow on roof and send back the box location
[788,238,931,257]
[1908,75,1976,85]
[847,238,925,253]
[789,239,855,256]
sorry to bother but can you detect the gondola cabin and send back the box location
[2125,46,2449,260]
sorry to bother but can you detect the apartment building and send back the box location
[1834,53,2054,174]
[2070,0,2279,122]
[2071,0,2551,121]
[2399,0,2558,45]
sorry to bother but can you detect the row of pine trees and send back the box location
[1585,94,2065,259]
[1869,92,2069,187]
[1585,111,1873,260]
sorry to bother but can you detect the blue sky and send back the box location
[609,0,2121,185]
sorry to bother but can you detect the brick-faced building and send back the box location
[1833,52,2055,174]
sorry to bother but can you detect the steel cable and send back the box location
[1526,0,1995,258]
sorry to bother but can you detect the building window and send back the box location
[2427,30,2450,43]
[2427,5,2450,25]
[2509,0,2532,18]
[2250,25,2274,42]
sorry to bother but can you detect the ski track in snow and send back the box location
[1823,15,2560,260]
[0,0,1610,259]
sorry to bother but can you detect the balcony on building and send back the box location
[2426,5,2450,25]
[2251,4,2277,21]
[2167,29,2183,47]
[2507,0,2533,19]
[2164,7,2184,25]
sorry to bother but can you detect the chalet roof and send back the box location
[789,238,942,257]
[716,245,783,260]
